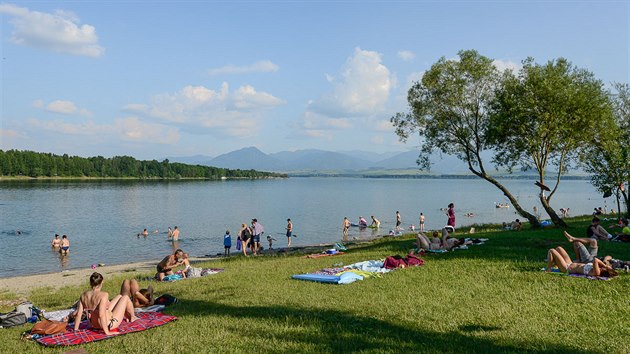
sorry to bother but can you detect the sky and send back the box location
[1,1,628,160]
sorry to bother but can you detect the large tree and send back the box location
[580,83,630,217]
[391,50,540,227]
[488,58,614,227]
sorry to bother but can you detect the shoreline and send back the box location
[0,241,359,297]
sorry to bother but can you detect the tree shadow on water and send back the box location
[171,299,594,353]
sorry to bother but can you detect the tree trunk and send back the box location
[539,193,567,228]
[478,173,541,228]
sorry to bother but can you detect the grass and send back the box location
[1,216,629,353]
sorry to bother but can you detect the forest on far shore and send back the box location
[0,150,286,179]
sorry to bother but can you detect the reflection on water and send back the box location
[51,248,69,270]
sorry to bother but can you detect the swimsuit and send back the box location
[62,246,69,251]
[582,263,594,275]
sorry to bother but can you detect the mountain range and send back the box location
[165,147,472,175]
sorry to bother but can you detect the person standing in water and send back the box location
[395,211,402,232]
[286,218,293,247]
[51,234,61,249]
[60,235,70,255]
[172,226,180,241]
[419,213,425,232]
[167,226,173,239]
[447,203,456,228]
[370,216,380,228]
[343,217,350,240]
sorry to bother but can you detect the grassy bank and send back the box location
[1,217,628,353]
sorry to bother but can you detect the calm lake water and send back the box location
[0,177,608,278]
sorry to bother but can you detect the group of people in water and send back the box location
[51,234,71,255]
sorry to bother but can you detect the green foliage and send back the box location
[0,150,286,179]
[392,50,500,171]
[489,58,614,182]
[580,83,630,215]
[0,218,628,353]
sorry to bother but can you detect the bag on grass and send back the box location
[155,294,177,306]
[383,255,407,269]
[186,266,203,278]
[0,311,27,328]
[236,238,242,251]
[31,319,67,335]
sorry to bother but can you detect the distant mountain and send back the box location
[338,150,401,163]
[208,147,284,171]
[163,154,213,165]
[270,149,371,171]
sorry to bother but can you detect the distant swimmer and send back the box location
[370,216,380,228]
[60,234,70,255]
[167,226,173,239]
[172,226,180,241]
[51,234,61,248]
[142,229,149,237]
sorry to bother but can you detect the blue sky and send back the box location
[1,1,628,159]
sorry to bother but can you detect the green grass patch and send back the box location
[1,218,628,353]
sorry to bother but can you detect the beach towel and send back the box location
[542,268,612,281]
[303,251,345,259]
[35,311,177,347]
[292,272,364,284]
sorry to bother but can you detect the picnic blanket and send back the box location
[35,311,177,347]
[542,268,612,281]
[303,251,345,259]
[162,267,224,281]
[293,256,421,284]
[44,305,166,322]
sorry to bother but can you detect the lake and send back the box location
[0,177,609,278]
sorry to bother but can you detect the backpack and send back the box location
[154,294,178,306]
[0,311,27,328]
[186,266,203,278]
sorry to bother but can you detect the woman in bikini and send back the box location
[546,246,616,277]
[73,272,137,335]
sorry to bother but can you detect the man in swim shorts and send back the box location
[60,234,70,255]
[395,211,402,232]
[172,226,180,241]
[251,219,264,255]
[343,217,350,239]
[156,249,188,281]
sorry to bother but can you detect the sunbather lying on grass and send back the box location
[415,227,469,251]
[546,246,617,277]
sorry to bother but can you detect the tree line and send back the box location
[0,150,286,179]
[392,50,629,225]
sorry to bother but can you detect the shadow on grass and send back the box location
[169,299,594,353]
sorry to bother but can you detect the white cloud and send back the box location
[0,3,104,57]
[207,60,279,76]
[493,59,521,73]
[308,47,394,118]
[26,116,180,144]
[124,82,284,137]
[397,50,415,61]
[33,99,93,116]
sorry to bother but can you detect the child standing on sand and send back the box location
[267,235,277,250]
[224,230,231,256]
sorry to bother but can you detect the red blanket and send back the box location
[35,311,177,347]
